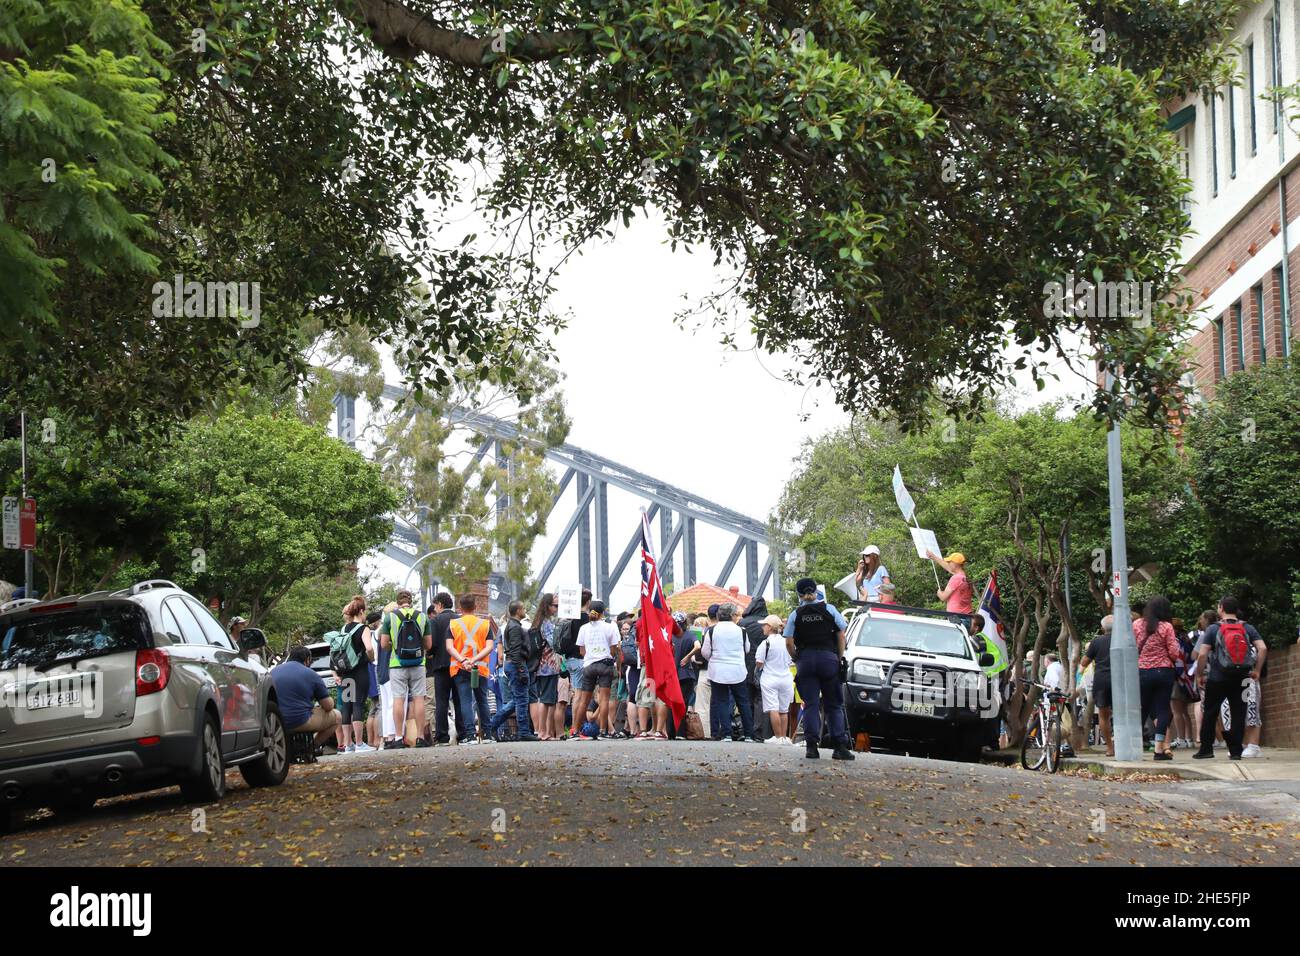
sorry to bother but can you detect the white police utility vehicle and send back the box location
[843,602,996,762]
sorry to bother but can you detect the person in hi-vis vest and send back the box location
[447,592,496,743]
[378,589,432,748]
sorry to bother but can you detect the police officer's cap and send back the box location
[795,577,818,596]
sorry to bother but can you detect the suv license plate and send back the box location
[26,679,84,710]
[900,701,935,717]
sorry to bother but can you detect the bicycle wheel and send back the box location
[1020,716,1048,771]
[1045,715,1062,774]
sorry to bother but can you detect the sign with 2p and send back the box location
[2,497,36,550]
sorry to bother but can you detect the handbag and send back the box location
[682,711,705,740]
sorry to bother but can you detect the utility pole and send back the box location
[1104,367,1142,761]
[20,411,32,597]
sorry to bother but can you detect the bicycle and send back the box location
[1018,679,1069,773]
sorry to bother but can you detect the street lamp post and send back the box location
[402,540,486,595]
[1104,366,1143,762]
[405,505,502,603]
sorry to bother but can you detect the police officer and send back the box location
[784,578,854,760]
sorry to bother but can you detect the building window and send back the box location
[1253,283,1266,364]
[1227,83,1237,178]
[1215,316,1227,379]
[1207,94,1219,197]
[1267,14,1280,135]
[1176,125,1193,213]
[1247,41,1258,156]
[1234,301,1246,369]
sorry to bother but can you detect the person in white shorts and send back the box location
[756,614,796,744]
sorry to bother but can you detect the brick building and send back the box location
[1172,0,1299,399]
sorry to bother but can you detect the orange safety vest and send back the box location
[449,614,492,678]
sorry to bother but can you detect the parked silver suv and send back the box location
[0,580,289,833]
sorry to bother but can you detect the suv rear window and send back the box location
[852,616,972,660]
[0,605,148,671]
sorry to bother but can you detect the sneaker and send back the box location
[415,738,432,748]
[764,736,783,746]
[1242,744,1261,759]
[1229,753,1243,761]
[481,737,495,745]
[805,741,820,760]
[517,732,541,742]
[831,746,855,761]
[384,740,406,750]
[1192,749,1214,760]
[354,742,376,753]
[1153,751,1173,761]
[462,738,479,746]
[344,744,356,753]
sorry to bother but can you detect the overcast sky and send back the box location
[365,207,1093,611]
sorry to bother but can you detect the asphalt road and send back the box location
[4,741,1298,866]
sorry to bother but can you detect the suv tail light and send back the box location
[135,649,171,696]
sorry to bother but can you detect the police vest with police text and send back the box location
[793,601,837,651]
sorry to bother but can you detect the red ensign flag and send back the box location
[637,511,686,724]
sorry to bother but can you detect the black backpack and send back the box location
[525,625,544,670]
[554,619,580,658]
[392,608,425,662]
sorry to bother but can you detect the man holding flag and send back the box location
[637,511,686,729]
[975,572,1010,748]
[975,572,1010,678]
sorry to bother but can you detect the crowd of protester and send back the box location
[1075,595,1270,761]
[264,557,1280,769]
[269,583,858,755]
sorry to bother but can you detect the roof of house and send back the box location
[661,582,752,617]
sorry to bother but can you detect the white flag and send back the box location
[892,465,916,523]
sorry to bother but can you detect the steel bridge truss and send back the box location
[355,387,783,605]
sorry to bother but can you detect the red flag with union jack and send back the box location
[637,511,686,724]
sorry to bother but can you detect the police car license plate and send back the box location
[900,700,935,717]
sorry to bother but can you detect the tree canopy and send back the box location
[1186,359,1300,640]
[3,0,1239,435]
[0,406,398,626]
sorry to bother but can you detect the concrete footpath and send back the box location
[1059,745,1300,782]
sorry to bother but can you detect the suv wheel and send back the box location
[240,704,289,788]
[180,714,226,803]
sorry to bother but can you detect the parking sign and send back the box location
[2,496,17,550]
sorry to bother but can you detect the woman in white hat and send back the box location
[854,545,891,602]
[756,615,796,744]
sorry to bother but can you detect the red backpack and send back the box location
[1213,620,1256,677]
